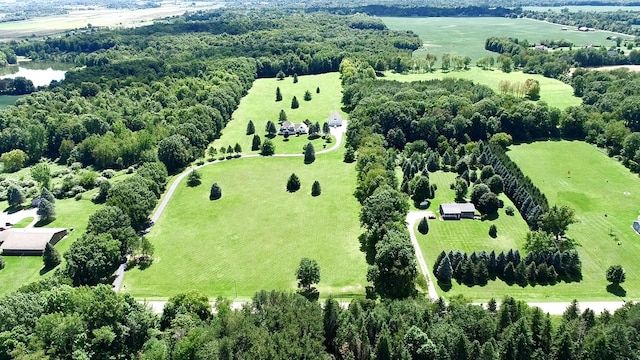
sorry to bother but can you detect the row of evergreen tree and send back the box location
[480,143,549,228]
[434,249,582,287]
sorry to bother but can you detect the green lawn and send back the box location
[505,141,640,301]
[383,68,581,109]
[0,95,21,108]
[381,17,631,61]
[0,198,99,296]
[12,217,34,228]
[414,171,532,301]
[122,145,367,300]
[212,73,343,156]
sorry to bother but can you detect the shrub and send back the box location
[505,206,515,216]
[344,147,356,163]
[187,170,202,187]
[74,193,83,201]
[210,183,222,200]
[79,171,98,189]
[304,90,312,101]
[418,217,429,234]
[489,224,497,238]
[311,180,321,196]
[0,255,4,270]
[126,166,135,174]
[287,173,301,192]
[101,169,116,179]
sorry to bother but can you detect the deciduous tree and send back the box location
[7,185,25,208]
[538,205,577,240]
[296,257,320,291]
[31,162,51,189]
[42,243,61,270]
[606,265,626,285]
[1,149,27,172]
[64,233,121,286]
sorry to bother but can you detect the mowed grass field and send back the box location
[0,95,21,108]
[214,73,344,155]
[383,68,581,109]
[414,171,532,301]
[0,198,99,296]
[381,17,631,61]
[122,146,367,300]
[507,141,640,301]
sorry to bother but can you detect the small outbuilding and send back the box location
[297,123,309,134]
[278,121,296,135]
[439,203,476,220]
[0,228,67,256]
[328,111,343,127]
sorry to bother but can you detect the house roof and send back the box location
[281,121,295,128]
[440,203,476,214]
[328,111,342,122]
[298,123,308,129]
[0,228,67,252]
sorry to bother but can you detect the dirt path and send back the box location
[141,299,351,314]
[113,123,347,291]
[406,211,439,300]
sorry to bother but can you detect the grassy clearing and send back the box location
[12,217,33,228]
[122,145,367,300]
[506,141,640,301]
[0,95,21,108]
[414,171,532,301]
[0,197,99,296]
[383,68,581,109]
[381,17,630,61]
[213,73,343,156]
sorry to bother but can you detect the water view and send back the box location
[0,65,67,87]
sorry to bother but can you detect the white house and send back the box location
[278,121,296,135]
[297,123,309,134]
[328,111,343,127]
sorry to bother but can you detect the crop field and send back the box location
[122,145,367,300]
[214,73,343,155]
[383,68,581,109]
[0,197,99,296]
[0,2,223,42]
[381,17,631,61]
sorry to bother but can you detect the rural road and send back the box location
[142,300,352,314]
[0,207,38,228]
[404,212,631,315]
[113,122,347,291]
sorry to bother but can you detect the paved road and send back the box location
[142,300,351,314]
[0,207,38,228]
[113,123,347,292]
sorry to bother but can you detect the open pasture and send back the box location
[122,146,367,300]
[0,95,20,108]
[381,16,631,61]
[214,73,344,155]
[383,68,581,109]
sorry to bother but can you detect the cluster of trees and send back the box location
[434,248,582,287]
[522,8,640,36]
[481,143,549,227]
[308,4,519,18]
[0,77,35,95]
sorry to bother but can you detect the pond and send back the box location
[0,62,69,87]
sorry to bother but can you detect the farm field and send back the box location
[214,73,343,155]
[0,95,21,108]
[0,1,223,42]
[122,145,367,300]
[523,6,640,12]
[381,17,631,61]
[0,197,99,296]
[383,68,581,109]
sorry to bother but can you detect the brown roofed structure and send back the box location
[0,228,67,256]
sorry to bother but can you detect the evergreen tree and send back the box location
[487,298,497,312]
[418,217,429,234]
[276,70,285,80]
[480,340,498,360]
[37,198,56,222]
[279,109,287,123]
[552,330,575,360]
[323,297,340,353]
[503,262,516,283]
[344,146,356,163]
[7,185,25,208]
[489,224,497,238]
[304,90,312,101]
[316,86,320,93]
[251,134,262,151]
[515,261,527,284]
[42,243,61,269]
[275,87,282,101]
[227,145,234,155]
[548,265,558,284]
[293,73,299,83]
[474,261,489,285]
[435,256,453,284]
[261,139,275,156]
[41,187,55,203]
[433,251,446,275]
[526,262,537,284]
[291,96,299,109]
[234,143,242,154]
[537,263,549,284]
[311,181,321,197]
[323,122,330,135]
[209,183,222,200]
[246,120,255,135]
[287,173,301,192]
[304,143,316,164]
[0,255,4,270]
[374,327,392,360]
[462,259,476,285]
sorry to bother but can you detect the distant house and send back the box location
[0,228,68,256]
[297,123,309,134]
[278,121,296,135]
[561,27,568,31]
[328,111,343,127]
[31,196,41,208]
[439,203,476,220]
[578,26,588,32]
[534,45,547,51]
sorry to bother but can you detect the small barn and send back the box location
[297,123,309,134]
[0,228,67,256]
[328,111,343,127]
[439,203,476,220]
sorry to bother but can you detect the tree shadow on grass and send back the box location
[607,284,627,297]
[481,213,499,221]
[437,280,452,292]
[34,218,54,227]
[39,265,55,276]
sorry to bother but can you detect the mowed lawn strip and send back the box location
[0,198,99,296]
[214,73,344,155]
[122,147,367,300]
[415,171,534,302]
[380,16,631,61]
[508,140,640,301]
[383,68,581,109]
